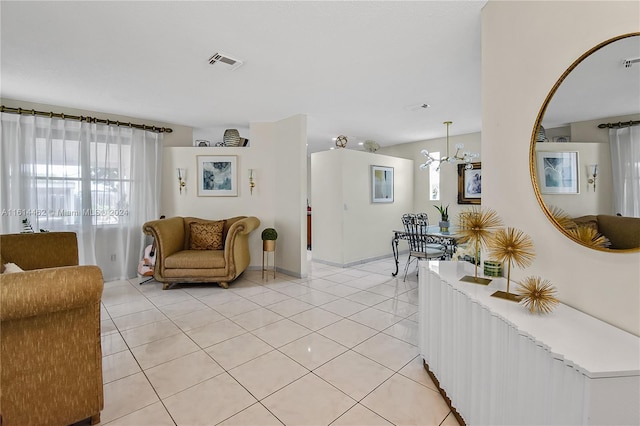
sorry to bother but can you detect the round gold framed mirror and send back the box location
[530,32,640,252]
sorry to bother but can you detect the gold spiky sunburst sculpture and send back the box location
[567,225,611,249]
[487,227,536,301]
[517,276,559,314]
[456,207,503,284]
[548,205,576,230]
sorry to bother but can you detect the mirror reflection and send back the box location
[532,33,640,251]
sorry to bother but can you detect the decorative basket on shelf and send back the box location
[223,129,241,147]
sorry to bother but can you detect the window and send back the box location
[33,137,132,227]
[1,113,162,281]
[429,152,441,201]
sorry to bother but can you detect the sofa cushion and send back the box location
[189,221,225,250]
[164,250,226,269]
[184,218,226,250]
[573,215,599,233]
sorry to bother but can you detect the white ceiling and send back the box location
[542,35,640,129]
[4,2,636,154]
[1,0,487,153]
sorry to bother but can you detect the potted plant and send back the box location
[261,227,278,252]
[434,204,450,233]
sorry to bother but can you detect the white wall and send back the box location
[540,113,640,216]
[482,1,640,335]
[535,142,612,216]
[311,149,413,266]
[272,115,308,278]
[378,132,481,222]
[161,115,307,277]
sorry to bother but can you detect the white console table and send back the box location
[418,261,640,425]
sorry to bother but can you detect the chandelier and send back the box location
[419,121,478,171]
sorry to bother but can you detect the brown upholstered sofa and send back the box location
[142,216,260,290]
[573,214,640,250]
[0,232,104,426]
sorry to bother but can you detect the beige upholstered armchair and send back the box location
[142,216,260,290]
[0,232,104,426]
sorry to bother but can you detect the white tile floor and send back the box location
[97,253,459,425]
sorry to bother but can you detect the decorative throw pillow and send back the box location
[189,221,225,250]
[3,262,24,274]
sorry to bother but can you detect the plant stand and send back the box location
[262,240,276,280]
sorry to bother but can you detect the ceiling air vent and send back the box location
[208,52,244,70]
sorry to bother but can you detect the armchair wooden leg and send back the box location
[218,282,229,289]
[162,282,170,290]
[90,413,101,425]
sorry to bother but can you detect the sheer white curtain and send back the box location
[609,126,640,218]
[0,113,163,280]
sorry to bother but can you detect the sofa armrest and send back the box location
[0,232,79,270]
[143,216,186,279]
[227,216,260,239]
[143,217,186,255]
[224,216,260,275]
[0,265,103,321]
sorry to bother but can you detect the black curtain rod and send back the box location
[0,105,173,134]
[597,120,640,129]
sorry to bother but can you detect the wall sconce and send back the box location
[587,164,598,191]
[249,169,255,195]
[177,168,186,194]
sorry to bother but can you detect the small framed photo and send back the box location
[536,151,579,194]
[458,162,482,204]
[371,165,394,203]
[197,155,238,197]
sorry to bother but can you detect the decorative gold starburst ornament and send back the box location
[566,225,611,249]
[516,276,559,314]
[548,206,576,230]
[456,207,503,284]
[487,227,536,302]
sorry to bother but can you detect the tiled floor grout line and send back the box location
[104,316,180,425]
[98,256,452,425]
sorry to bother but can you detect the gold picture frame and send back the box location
[458,162,481,204]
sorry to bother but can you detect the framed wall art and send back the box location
[458,162,482,204]
[536,151,579,194]
[197,155,238,196]
[371,165,394,203]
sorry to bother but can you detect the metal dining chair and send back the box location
[402,213,446,282]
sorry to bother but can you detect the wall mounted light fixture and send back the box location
[177,168,186,194]
[587,164,598,191]
[249,169,255,195]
